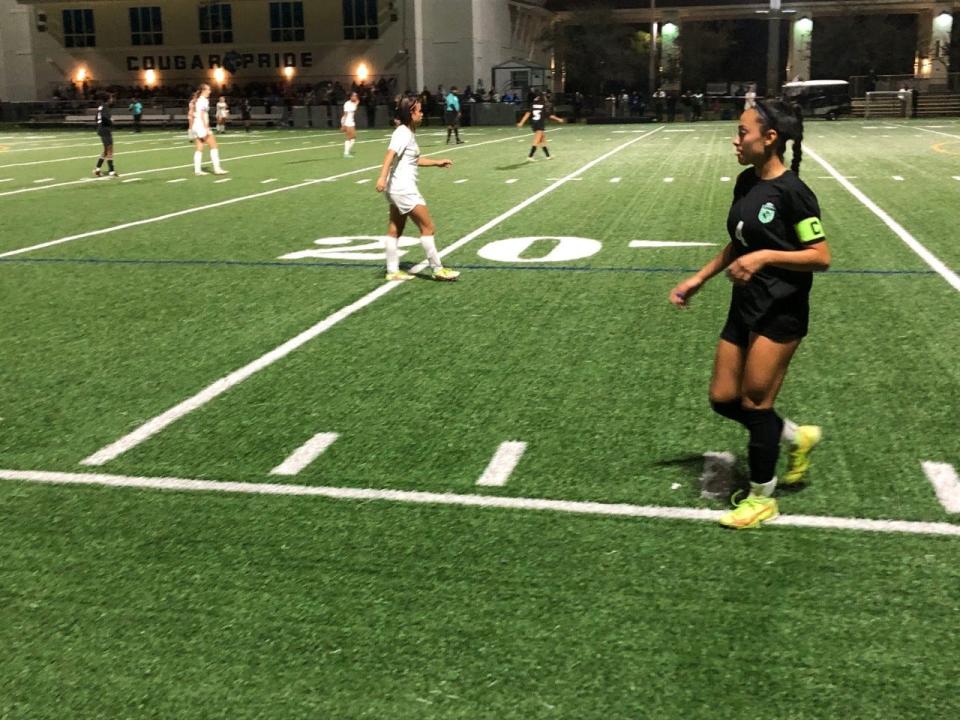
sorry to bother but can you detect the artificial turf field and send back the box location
[1,118,959,718]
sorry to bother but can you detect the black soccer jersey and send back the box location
[726,168,825,321]
[529,102,547,130]
[96,103,113,132]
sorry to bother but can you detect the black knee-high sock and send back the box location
[447,128,452,141]
[96,157,105,168]
[541,146,550,157]
[741,408,784,485]
[107,159,115,172]
[528,146,537,157]
[711,399,748,427]
[454,127,460,140]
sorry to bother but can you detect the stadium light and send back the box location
[934,12,952,31]
[213,67,226,86]
[283,65,295,80]
[796,17,813,33]
[74,67,88,83]
[144,68,157,87]
[356,62,370,82]
[662,22,678,37]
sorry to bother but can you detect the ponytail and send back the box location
[755,99,804,175]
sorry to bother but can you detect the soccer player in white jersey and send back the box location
[191,84,227,175]
[216,95,229,132]
[341,91,359,157]
[375,97,460,281]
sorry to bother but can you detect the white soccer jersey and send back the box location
[342,100,358,127]
[386,124,420,193]
[216,100,228,118]
[194,96,209,129]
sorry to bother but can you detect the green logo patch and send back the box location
[758,202,776,224]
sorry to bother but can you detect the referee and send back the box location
[93,92,118,177]
[444,86,463,144]
[668,99,832,530]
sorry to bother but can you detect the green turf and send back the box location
[1,120,958,717]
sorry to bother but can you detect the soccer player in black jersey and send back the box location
[669,99,832,529]
[93,92,118,177]
[517,92,564,160]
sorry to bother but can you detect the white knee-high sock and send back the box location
[780,417,798,445]
[384,236,400,273]
[211,148,222,171]
[194,151,202,173]
[419,235,442,269]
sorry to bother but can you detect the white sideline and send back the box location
[476,441,527,487]
[270,432,340,476]
[922,461,960,513]
[79,126,662,466]
[805,144,960,293]
[0,132,527,259]
[3,468,960,537]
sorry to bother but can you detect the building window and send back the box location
[129,7,163,46]
[200,3,233,44]
[269,2,305,42]
[343,0,379,40]
[63,9,95,48]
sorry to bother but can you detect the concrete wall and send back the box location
[0,0,37,101]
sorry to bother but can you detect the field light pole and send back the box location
[648,0,658,93]
[756,0,796,96]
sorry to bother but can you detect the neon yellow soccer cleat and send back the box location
[384,270,415,281]
[719,495,779,529]
[782,426,822,485]
[432,267,460,281]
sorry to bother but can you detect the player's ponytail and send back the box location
[755,99,804,175]
[790,104,804,175]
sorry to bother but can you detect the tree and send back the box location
[545,5,651,95]
[678,21,735,91]
[812,14,918,79]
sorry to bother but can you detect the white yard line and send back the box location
[166,178,186,184]
[720,176,730,182]
[260,178,278,184]
[454,179,469,184]
[32,177,54,183]
[805,144,960,292]
[629,240,715,248]
[3,467,959,537]
[0,133,528,260]
[922,461,960,513]
[214,178,232,184]
[79,126,663,466]
[663,177,674,183]
[609,177,621,183]
[121,178,143,183]
[476,442,527,487]
[0,137,384,199]
[270,432,340,476]
[0,136,283,169]
[892,175,904,181]
[505,178,518,184]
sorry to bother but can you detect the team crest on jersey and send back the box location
[758,202,776,224]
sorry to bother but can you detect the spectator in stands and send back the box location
[744,83,757,110]
[653,87,666,121]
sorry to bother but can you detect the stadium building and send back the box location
[0,0,554,101]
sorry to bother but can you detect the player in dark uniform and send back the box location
[668,99,832,529]
[517,91,564,160]
[93,92,118,177]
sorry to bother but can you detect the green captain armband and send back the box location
[795,217,825,243]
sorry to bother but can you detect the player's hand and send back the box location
[375,178,386,192]
[725,253,765,285]
[436,159,452,168]
[669,278,702,308]
[516,123,523,129]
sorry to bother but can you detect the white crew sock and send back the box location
[780,417,798,446]
[384,236,400,273]
[749,478,778,498]
[193,151,202,173]
[211,148,222,171]
[344,139,354,155]
[419,235,442,269]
